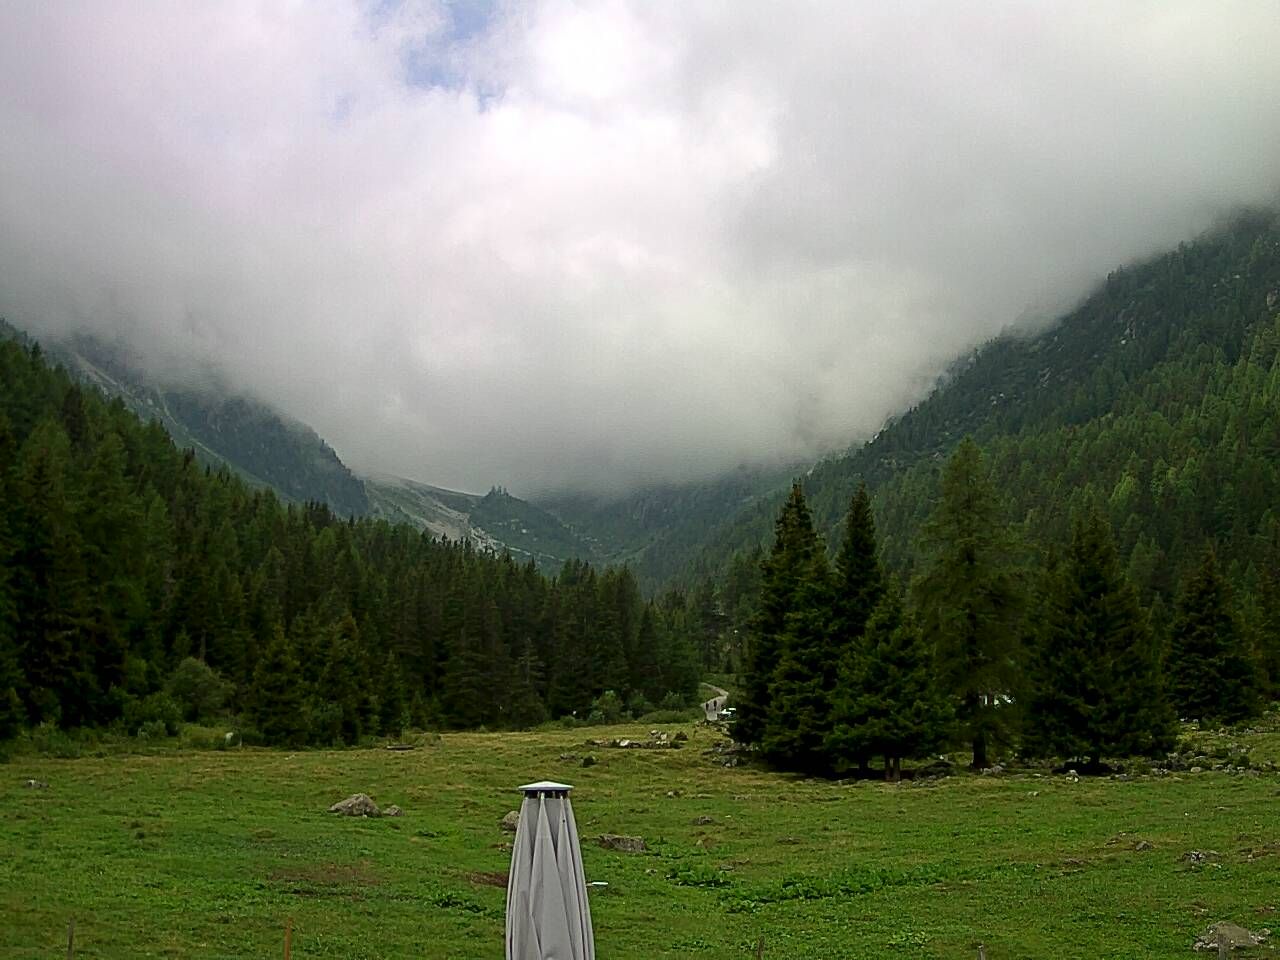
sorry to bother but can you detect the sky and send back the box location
[1,2,1278,496]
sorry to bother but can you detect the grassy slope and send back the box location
[3,723,1279,959]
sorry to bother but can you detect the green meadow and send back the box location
[3,721,1279,959]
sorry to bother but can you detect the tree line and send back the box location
[735,439,1273,779]
[0,337,701,747]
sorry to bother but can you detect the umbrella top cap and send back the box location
[518,780,573,796]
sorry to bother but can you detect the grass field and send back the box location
[3,720,1279,959]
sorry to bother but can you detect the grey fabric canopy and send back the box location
[506,781,595,960]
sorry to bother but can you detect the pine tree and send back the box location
[249,626,308,746]
[833,484,885,644]
[1168,546,1260,725]
[377,649,408,737]
[1257,517,1280,696]
[313,615,369,744]
[736,482,823,747]
[0,413,24,739]
[1024,509,1175,766]
[913,439,1024,768]
[760,550,834,773]
[826,586,952,780]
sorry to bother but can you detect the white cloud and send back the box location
[0,1,1277,494]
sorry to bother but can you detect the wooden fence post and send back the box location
[66,918,75,959]
[284,917,293,960]
[977,944,986,960]
[754,936,764,958]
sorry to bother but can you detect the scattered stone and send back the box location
[559,752,578,761]
[702,739,748,767]
[1027,791,1040,798]
[384,743,416,752]
[1192,921,1269,952]
[1190,766,1204,774]
[603,736,676,750]
[22,779,49,790]
[673,732,688,742]
[329,793,380,817]
[500,810,521,833]
[665,789,682,798]
[581,754,597,768]
[981,764,1006,776]
[1135,840,1154,852]
[598,834,647,853]
[1182,850,1221,865]
[691,815,716,825]
[777,836,802,845]
[383,805,403,817]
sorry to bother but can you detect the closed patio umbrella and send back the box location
[505,781,595,960]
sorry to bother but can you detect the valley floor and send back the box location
[3,722,1279,959]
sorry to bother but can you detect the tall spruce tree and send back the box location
[1168,546,1260,725]
[736,482,822,747]
[833,484,885,644]
[0,412,23,739]
[913,439,1024,768]
[1256,517,1280,697]
[760,549,834,773]
[249,626,308,746]
[1024,509,1175,766]
[315,614,369,744]
[826,585,953,780]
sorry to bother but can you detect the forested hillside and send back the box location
[691,213,1280,611]
[2,326,373,517]
[0,340,701,745]
[1,322,609,570]
[538,462,796,587]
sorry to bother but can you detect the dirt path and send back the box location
[700,683,729,721]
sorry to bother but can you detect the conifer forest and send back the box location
[3,215,1279,770]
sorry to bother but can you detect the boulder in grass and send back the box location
[1193,921,1269,952]
[501,810,521,833]
[383,805,403,817]
[598,834,646,853]
[329,793,381,817]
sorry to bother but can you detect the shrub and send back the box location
[590,690,625,725]
[660,691,688,711]
[165,657,230,722]
[136,720,170,741]
[123,693,183,737]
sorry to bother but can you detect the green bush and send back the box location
[590,690,625,725]
[136,720,170,741]
[660,691,688,711]
[123,692,183,736]
[165,658,231,722]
